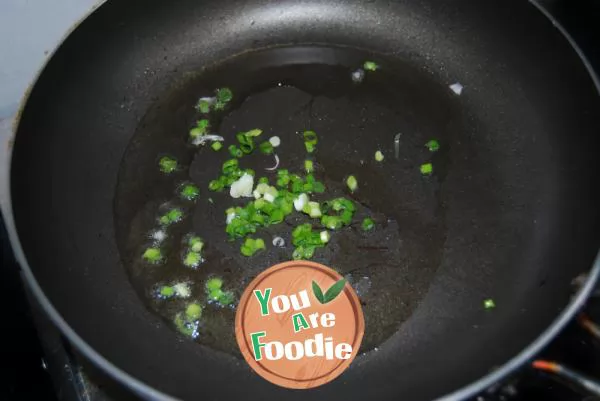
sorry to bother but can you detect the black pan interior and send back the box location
[10,0,600,400]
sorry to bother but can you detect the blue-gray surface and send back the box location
[0,0,100,119]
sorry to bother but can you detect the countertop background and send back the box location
[1,1,598,400]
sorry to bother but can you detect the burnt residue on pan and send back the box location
[113,46,462,356]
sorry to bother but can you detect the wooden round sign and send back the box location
[235,260,364,389]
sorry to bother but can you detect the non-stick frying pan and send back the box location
[5,0,600,400]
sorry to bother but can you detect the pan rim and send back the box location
[3,0,599,400]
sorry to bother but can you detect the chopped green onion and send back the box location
[183,251,202,267]
[346,175,358,192]
[292,245,316,260]
[208,179,224,191]
[173,282,191,298]
[302,201,322,218]
[303,130,318,153]
[305,160,314,173]
[363,61,379,71]
[484,299,496,309]
[222,159,239,175]
[159,286,174,298]
[216,87,233,103]
[236,132,255,154]
[375,150,384,162]
[142,247,163,263]
[269,136,281,147]
[229,145,243,158]
[420,163,433,175]
[208,288,223,301]
[174,312,196,337]
[211,142,223,151]
[258,177,269,185]
[196,97,214,113]
[245,128,263,137]
[320,231,331,243]
[189,119,210,140]
[158,156,177,174]
[206,277,223,292]
[362,217,375,231]
[214,88,233,110]
[218,291,235,306]
[259,141,274,155]
[185,303,203,321]
[321,215,343,230]
[425,139,440,152]
[188,236,204,252]
[159,208,183,225]
[180,183,200,201]
[294,193,309,211]
[240,237,266,257]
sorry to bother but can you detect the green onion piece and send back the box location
[180,184,200,201]
[196,98,213,113]
[206,277,223,292]
[304,160,314,173]
[346,175,358,192]
[214,88,233,110]
[189,127,204,139]
[320,231,331,244]
[236,132,255,154]
[183,251,202,267]
[142,247,163,263]
[229,145,243,158]
[159,286,174,297]
[425,139,440,152]
[190,119,210,139]
[208,288,223,301]
[292,245,316,260]
[159,208,183,225]
[321,216,343,230]
[189,236,204,252]
[197,119,209,129]
[211,142,223,151]
[363,61,379,71]
[245,129,263,137]
[222,159,239,175]
[362,217,375,231]
[420,163,433,175]
[185,303,203,321]
[291,178,304,193]
[216,87,233,102]
[484,299,496,309]
[341,210,353,225]
[312,181,325,193]
[174,312,195,337]
[218,291,235,306]
[259,141,274,155]
[208,179,224,191]
[268,209,285,224]
[258,177,269,185]
[208,288,224,301]
[158,156,177,174]
[240,237,266,257]
[303,130,318,153]
[375,150,384,162]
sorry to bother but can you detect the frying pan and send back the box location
[4,0,600,400]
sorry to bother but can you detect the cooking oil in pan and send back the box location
[114,45,461,357]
